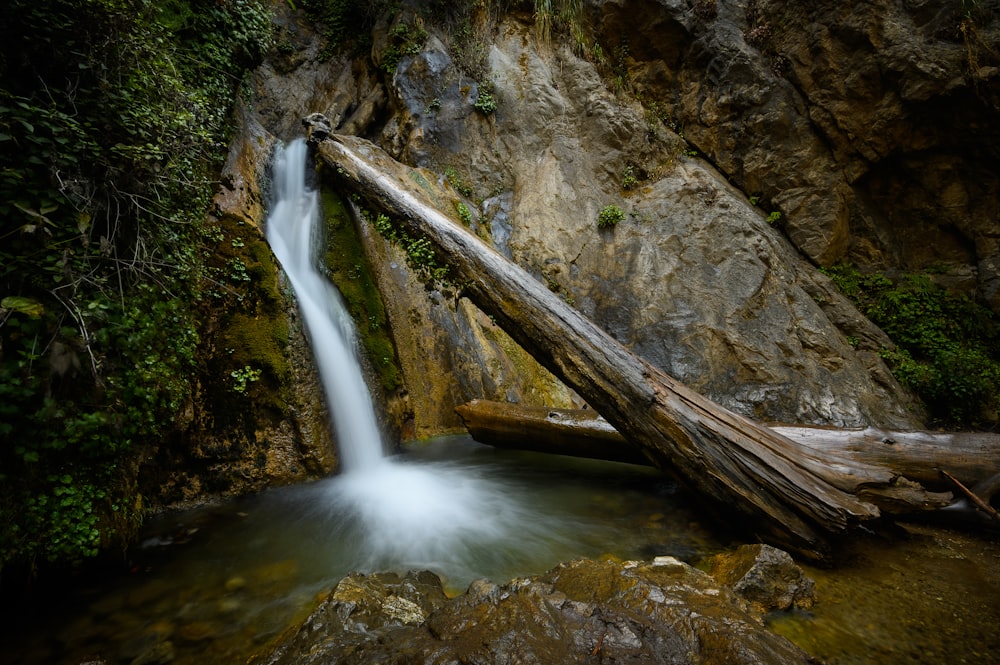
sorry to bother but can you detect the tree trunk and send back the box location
[455,399,1000,504]
[315,131,953,559]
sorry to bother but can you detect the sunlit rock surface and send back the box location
[263,557,815,665]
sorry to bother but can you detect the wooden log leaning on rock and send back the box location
[455,399,1000,519]
[314,130,954,559]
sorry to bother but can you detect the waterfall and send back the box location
[265,139,553,578]
[266,138,384,471]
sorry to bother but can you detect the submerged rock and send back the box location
[262,557,815,665]
[708,544,818,613]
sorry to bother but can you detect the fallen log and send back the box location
[314,129,952,559]
[455,399,1000,514]
[455,400,1000,488]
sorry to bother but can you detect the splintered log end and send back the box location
[858,476,954,514]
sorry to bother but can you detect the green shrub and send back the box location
[0,0,271,572]
[474,89,498,115]
[621,165,638,191]
[597,204,626,229]
[822,264,1000,426]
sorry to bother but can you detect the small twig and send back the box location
[50,289,103,387]
[941,469,1000,520]
[591,631,606,656]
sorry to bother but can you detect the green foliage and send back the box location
[380,21,428,73]
[822,264,1000,426]
[767,211,782,225]
[444,166,474,198]
[369,210,449,283]
[473,88,498,115]
[457,201,473,225]
[621,164,638,191]
[533,0,582,43]
[612,40,631,91]
[0,0,271,572]
[300,0,392,53]
[597,204,626,229]
[230,365,263,394]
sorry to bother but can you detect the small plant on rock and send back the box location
[457,201,473,225]
[597,204,625,229]
[474,88,497,115]
[621,164,639,191]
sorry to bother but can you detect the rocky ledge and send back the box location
[260,545,818,665]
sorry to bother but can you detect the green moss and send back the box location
[219,313,289,384]
[320,188,403,392]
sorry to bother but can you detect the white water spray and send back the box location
[265,140,554,578]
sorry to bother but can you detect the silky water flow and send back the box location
[265,139,556,580]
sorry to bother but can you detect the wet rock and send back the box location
[263,558,815,665]
[263,569,448,664]
[708,544,817,613]
[224,576,247,592]
[175,620,218,644]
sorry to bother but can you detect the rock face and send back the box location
[592,0,1000,308]
[353,7,923,427]
[263,557,816,665]
[199,0,1000,481]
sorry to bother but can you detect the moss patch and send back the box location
[200,212,292,422]
[320,188,403,393]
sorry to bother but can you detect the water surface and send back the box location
[2,437,998,665]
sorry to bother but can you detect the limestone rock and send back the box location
[374,15,920,427]
[594,0,1000,310]
[708,544,818,613]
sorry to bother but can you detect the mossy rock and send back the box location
[320,187,403,393]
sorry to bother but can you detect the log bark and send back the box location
[315,131,952,559]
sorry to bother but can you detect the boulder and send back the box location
[262,557,816,665]
[708,544,817,613]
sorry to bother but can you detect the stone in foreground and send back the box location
[261,557,816,665]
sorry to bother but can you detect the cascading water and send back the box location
[265,139,554,579]
[266,139,384,471]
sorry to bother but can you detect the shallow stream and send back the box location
[2,436,998,665]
